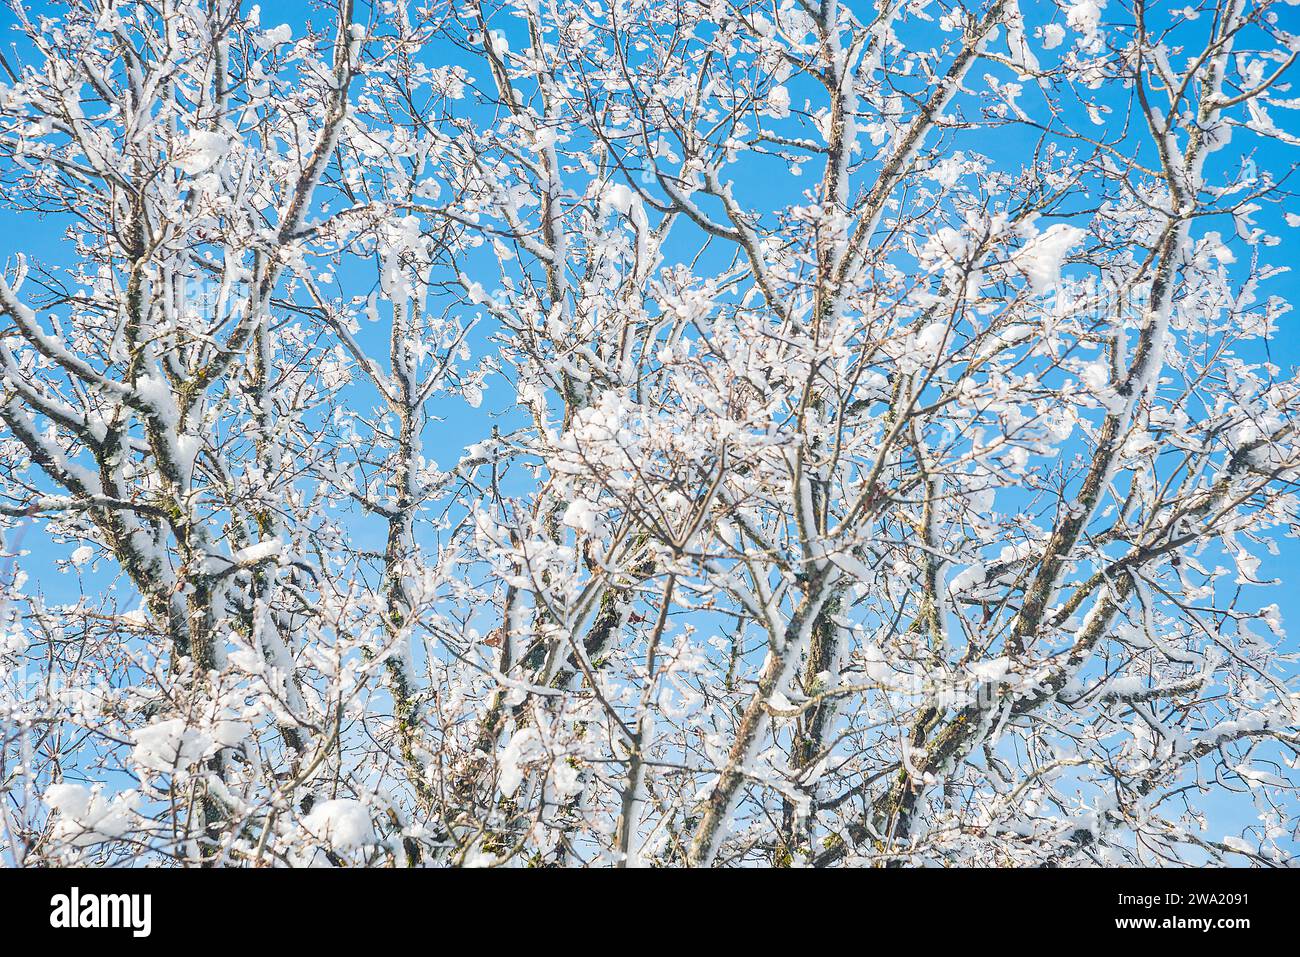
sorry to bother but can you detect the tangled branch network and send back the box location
[0,0,1298,867]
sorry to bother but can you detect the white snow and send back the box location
[131,719,216,772]
[44,783,135,844]
[1014,223,1087,293]
[498,727,540,796]
[1005,1,1041,77]
[948,563,987,595]
[302,799,375,848]
[602,182,638,216]
[230,538,284,566]
[256,24,293,49]
[768,85,791,117]
[1066,0,1104,37]
[45,782,93,818]
[173,131,229,176]
[562,496,605,536]
[969,657,1012,684]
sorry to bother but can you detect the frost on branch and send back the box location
[0,0,1298,868]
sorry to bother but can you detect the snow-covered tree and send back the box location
[1,0,1298,866]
